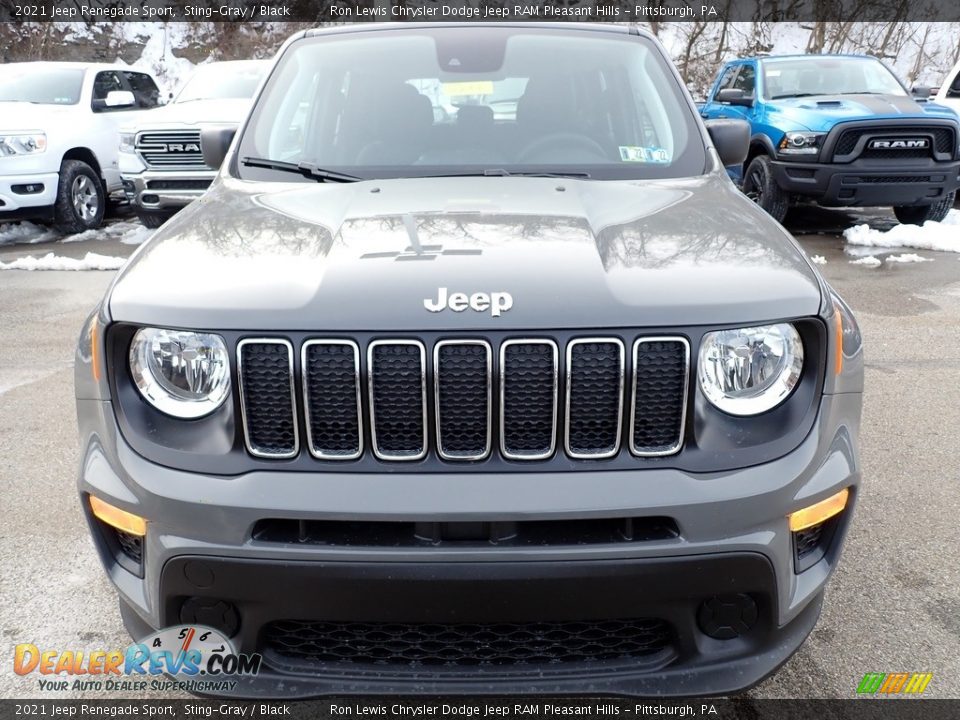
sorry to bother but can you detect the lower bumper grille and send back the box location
[263,618,673,669]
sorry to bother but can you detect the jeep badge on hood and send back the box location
[424,288,513,316]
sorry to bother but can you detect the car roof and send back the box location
[0,60,151,73]
[304,22,640,39]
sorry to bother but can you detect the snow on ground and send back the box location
[849,256,882,267]
[0,252,126,272]
[0,222,59,246]
[0,219,153,248]
[810,255,827,265]
[844,210,960,254]
[885,253,934,263]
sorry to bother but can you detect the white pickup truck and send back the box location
[119,60,268,228]
[935,58,960,118]
[0,62,161,233]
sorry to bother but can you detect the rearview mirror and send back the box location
[716,88,754,107]
[704,118,750,167]
[201,126,238,170]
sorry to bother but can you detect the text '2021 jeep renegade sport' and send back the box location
[76,24,864,697]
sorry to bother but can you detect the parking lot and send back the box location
[1,206,958,699]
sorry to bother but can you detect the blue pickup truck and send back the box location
[700,54,960,224]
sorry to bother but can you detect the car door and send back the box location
[89,70,148,192]
[700,63,741,120]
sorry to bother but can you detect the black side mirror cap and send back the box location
[716,88,754,107]
[911,85,933,99]
[201,126,238,170]
[704,118,750,167]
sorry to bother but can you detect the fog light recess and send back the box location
[180,597,240,637]
[697,593,758,640]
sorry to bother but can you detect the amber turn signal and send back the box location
[89,495,147,537]
[788,488,849,532]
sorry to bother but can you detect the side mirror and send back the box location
[716,88,754,107]
[911,85,933,99]
[104,90,136,108]
[201,126,238,169]
[704,118,750,167]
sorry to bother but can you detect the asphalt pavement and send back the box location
[0,205,958,699]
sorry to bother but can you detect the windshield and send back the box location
[0,67,84,105]
[237,27,705,181]
[175,62,266,103]
[763,57,906,99]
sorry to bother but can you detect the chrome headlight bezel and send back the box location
[777,131,825,157]
[0,132,47,156]
[119,132,136,154]
[129,327,231,419]
[698,323,804,417]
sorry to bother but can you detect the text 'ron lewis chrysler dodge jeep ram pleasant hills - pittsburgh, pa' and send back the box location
[75,23,864,697]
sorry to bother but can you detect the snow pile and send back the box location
[844,210,960,254]
[810,255,827,265]
[130,25,197,97]
[0,252,126,272]
[0,222,59,246]
[849,256,882,267]
[886,253,933,264]
[63,221,153,246]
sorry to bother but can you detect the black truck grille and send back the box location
[263,618,673,669]
[832,125,955,160]
[236,335,690,463]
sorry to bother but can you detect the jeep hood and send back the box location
[109,175,823,331]
[769,93,958,132]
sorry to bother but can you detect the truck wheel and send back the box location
[53,160,105,234]
[893,192,955,225]
[742,155,789,223]
[135,209,174,229]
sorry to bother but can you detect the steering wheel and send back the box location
[518,133,609,163]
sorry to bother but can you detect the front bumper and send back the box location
[121,170,214,212]
[0,171,59,216]
[77,391,861,697]
[769,157,960,207]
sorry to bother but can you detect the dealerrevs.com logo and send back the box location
[14,625,261,694]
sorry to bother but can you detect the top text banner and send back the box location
[2,0,960,23]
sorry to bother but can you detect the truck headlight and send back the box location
[119,132,136,154]
[0,133,47,156]
[698,323,803,416]
[778,131,824,156]
[129,328,231,419]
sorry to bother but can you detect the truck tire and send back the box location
[893,192,955,225]
[742,155,789,223]
[53,160,105,234]
[136,209,174,229]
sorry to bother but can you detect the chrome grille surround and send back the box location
[135,130,207,169]
[629,337,690,458]
[499,338,559,461]
[236,338,299,459]
[301,339,363,461]
[367,339,428,462]
[433,339,493,461]
[564,337,626,460]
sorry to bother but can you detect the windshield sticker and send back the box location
[619,146,672,163]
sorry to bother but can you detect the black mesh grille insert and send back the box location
[239,341,296,457]
[263,618,673,669]
[303,342,361,459]
[114,529,143,565]
[369,342,426,459]
[631,340,688,455]
[435,342,490,459]
[501,342,557,459]
[567,341,623,457]
[833,126,954,158]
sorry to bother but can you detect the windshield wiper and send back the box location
[770,93,818,99]
[418,169,592,179]
[241,157,361,183]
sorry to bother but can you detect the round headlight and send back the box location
[129,328,231,419]
[698,323,803,416]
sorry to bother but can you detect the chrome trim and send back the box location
[236,338,299,460]
[367,339,428,462]
[499,338,559,461]
[629,336,690,458]
[301,339,363,461]
[564,337,625,460]
[434,339,493,461]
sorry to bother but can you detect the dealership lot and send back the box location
[1,208,958,699]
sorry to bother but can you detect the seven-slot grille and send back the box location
[136,130,207,169]
[236,336,689,463]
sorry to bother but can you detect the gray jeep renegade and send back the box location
[75,23,864,697]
